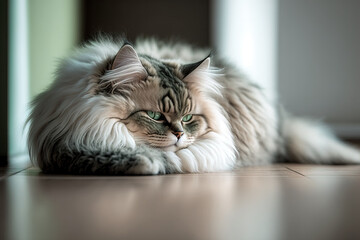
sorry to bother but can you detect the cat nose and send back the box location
[172,131,184,139]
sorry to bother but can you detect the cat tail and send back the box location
[282,116,360,164]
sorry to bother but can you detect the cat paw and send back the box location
[124,151,166,175]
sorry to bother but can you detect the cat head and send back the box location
[98,43,219,151]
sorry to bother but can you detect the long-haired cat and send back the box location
[27,36,360,174]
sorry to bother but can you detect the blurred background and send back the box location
[1,0,359,166]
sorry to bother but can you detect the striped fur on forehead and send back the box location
[139,57,157,76]
[139,54,193,114]
[159,88,193,114]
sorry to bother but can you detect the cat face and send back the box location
[123,87,208,151]
[99,44,211,151]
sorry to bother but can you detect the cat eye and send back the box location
[182,114,193,122]
[146,111,163,121]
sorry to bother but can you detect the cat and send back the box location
[27,36,360,175]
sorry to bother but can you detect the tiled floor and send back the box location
[2,162,360,240]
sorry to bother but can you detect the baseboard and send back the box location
[8,153,31,168]
[329,123,360,139]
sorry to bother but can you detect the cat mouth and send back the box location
[160,142,190,152]
[149,140,185,151]
[159,144,178,152]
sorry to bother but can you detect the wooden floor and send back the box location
[2,162,360,240]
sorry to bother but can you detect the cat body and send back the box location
[27,37,360,174]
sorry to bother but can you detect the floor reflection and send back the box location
[3,167,360,240]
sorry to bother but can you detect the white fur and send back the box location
[28,40,138,168]
[284,116,360,164]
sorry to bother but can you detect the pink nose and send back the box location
[172,131,184,139]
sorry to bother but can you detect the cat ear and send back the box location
[181,56,221,95]
[101,44,147,91]
[181,56,211,79]
[111,44,143,70]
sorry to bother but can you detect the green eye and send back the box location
[182,114,193,122]
[147,111,163,120]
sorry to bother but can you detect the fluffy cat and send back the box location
[27,36,360,174]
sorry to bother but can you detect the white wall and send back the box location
[8,0,80,164]
[9,0,29,160]
[29,0,80,98]
[277,0,360,137]
[212,0,278,101]
[213,0,360,138]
